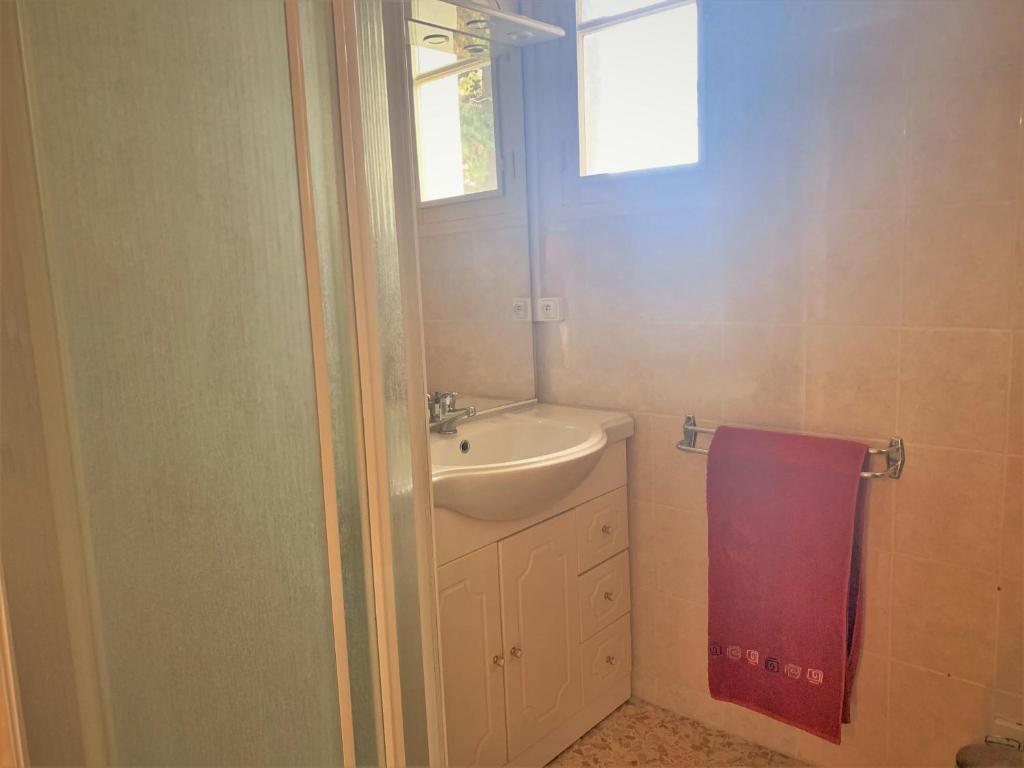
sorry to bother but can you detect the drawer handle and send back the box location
[605,655,618,666]
[510,646,523,659]
[603,591,615,602]
[601,524,614,535]
[492,654,505,667]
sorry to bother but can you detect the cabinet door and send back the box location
[499,513,582,758]
[437,546,507,768]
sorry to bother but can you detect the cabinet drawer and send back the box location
[578,551,630,642]
[575,487,628,574]
[581,614,631,705]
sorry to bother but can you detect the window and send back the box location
[411,43,499,203]
[577,0,699,176]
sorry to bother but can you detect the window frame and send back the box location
[411,54,504,207]
[575,0,704,180]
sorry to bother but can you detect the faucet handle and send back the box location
[427,391,445,421]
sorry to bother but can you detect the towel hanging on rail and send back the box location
[705,425,868,744]
[676,415,906,480]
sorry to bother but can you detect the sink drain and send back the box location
[459,439,470,454]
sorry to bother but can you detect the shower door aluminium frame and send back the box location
[307,1,447,766]
[0,11,29,764]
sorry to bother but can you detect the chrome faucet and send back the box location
[427,391,477,435]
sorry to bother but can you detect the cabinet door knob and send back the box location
[492,654,505,667]
[509,646,523,659]
[605,655,618,666]
[603,591,615,601]
[601,524,614,535]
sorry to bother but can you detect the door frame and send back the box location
[284,0,446,764]
[0,570,26,768]
[328,1,446,765]
[2,2,112,763]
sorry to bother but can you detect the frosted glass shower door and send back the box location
[5,0,382,764]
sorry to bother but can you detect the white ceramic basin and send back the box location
[430,403,633,521]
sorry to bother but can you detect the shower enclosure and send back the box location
[0,1,440,765]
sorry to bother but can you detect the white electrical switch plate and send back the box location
[511,298,532,321]
[537,297,563,322]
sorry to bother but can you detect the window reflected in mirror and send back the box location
[412,45,499,202]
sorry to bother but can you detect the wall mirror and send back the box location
[406,0,551,413]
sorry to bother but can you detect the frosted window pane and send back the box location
[580,3,699,175]
[579,0,663,22]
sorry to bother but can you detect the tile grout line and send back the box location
[654,487,1010,581]
[884,44,913,763]
[889,658,998,692]
[612,320,1020,333]
[988,72,1024,723]
[989,312,1015,725]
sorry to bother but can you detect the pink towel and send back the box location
[706,426,867,744]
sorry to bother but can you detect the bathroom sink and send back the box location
[429,403,633,521]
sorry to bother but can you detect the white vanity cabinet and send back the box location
[435,453,631,768]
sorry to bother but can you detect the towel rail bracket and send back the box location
[675,415,905,480]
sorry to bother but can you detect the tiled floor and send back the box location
[548,700,804,767]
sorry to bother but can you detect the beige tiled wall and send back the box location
[529,1,1023,764]
[419,223,536,401]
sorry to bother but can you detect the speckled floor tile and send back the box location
[547,699,804,767]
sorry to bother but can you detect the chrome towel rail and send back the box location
[675,414,905,480]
